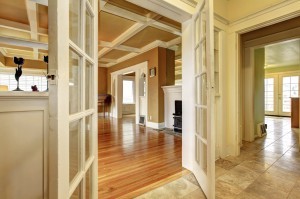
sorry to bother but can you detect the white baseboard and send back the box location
[147,121,165,129]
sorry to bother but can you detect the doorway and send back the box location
[265,73,300,116]
[122,72,136,117]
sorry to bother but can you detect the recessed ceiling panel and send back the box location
[107,0,156,18]
[122,26,179,48]
[99,11,136,42]
[0,0,29,25]
[157,17,181,29]
[38,4,48,29]
[102,50,130,59]
[265,39,300,68]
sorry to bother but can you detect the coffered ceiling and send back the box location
[0,0,182,68]
[98,0,182,67]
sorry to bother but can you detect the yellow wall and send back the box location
[265,65,300,74]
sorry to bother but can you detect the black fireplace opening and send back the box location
[173,100,182,132]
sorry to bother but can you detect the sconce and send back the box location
[149,67,156,77]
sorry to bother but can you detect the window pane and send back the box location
[0,74,47,91]
[69,49,82,114]
[123,80,134,104]
[85,115,92,162]
[70,0,81,47]
[69,120,81,183]
[85,167,92,199]
[70,181,82,199]
[85,10,93,57]
[85,63,92,110]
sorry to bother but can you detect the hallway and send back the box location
[216,117,300,198]
[98,116,186,198]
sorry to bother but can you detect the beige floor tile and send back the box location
[182,188,206,199]
[217,165,259,190]
[255,173,295,193]
[215,159,238,170]
[235,191,264,199]
[163,178,199,198]
[288,180,300,199]
[266,165,300,182]
[239,160,271,173]
[244,181,288,199]
[215,180,243,199]
[135,187,177,199]
[215,166,228,179]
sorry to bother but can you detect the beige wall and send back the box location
[0,51,5,66]
[98,67,107,94]
[5,57,46,70]
[106,47,175,123]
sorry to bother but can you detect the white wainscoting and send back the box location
[0,92,48,199]
[162,85,182,129]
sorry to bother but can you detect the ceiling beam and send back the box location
[0,36,48,50]
[26,0,39,59]
[98,22,145,57]
[99,41,141,53]
[100,37,180,67]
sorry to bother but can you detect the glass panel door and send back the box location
[68,0,97,198]
[279,74,300,116]
[48,0,98,198]
[193,0,215,198]
[264,76,278,115]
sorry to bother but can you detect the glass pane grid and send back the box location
[281,76,299,112]
[264,78,274,112]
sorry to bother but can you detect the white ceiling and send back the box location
[265,39,300,68]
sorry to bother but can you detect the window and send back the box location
[123,80,134,104]
[264,78,274,112]
[282,76,299,112]
[0,74,47,91]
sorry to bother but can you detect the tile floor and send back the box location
[137,116,300,199]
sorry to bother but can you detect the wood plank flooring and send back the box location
[98,116,186,198]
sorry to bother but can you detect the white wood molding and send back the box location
[30,0,48,6]
[147,121,165,129]
[0,35,48,50]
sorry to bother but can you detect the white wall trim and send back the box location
[147,121,165,130]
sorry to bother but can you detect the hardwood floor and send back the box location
[98,116,186,198]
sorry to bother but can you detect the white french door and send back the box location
[265,73,300,116]
[48,0,98,198]
[193,0,215,198]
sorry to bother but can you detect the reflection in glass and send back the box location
[69,120,81,183]
[69,0,81,47]
[85,10,93,57]
[85,62,92,110]
[70,181,82,199]
[85,115,92,162]
[69,49,81,114]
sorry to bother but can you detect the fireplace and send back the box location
[173,100,182,132]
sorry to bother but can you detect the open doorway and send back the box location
[122,72,136,117]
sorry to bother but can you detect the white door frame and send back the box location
[228,3,300,156]
[110,61,148,125]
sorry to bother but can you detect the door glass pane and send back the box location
[69,120,81,183]
[195,16,200,44]
[264,78,274,112]
[85,62,92,110]
[281,76,299,112]
[70,181,82,199]
[85,115,92,162]
[70,49,82,114]
[195,47,200,74]
[195,137,200,164]
[85,167,92,199]
[85,10,93,57]
[200,142,207,173]
[196,107,200,134]
[200,108,207,139]
[201,13,206,39]
[69,0,81,47]
[201,39,206,72]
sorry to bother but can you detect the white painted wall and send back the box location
[0,92,48,199]
[162,85,182,129]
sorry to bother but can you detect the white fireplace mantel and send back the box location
[162,85,182,129]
